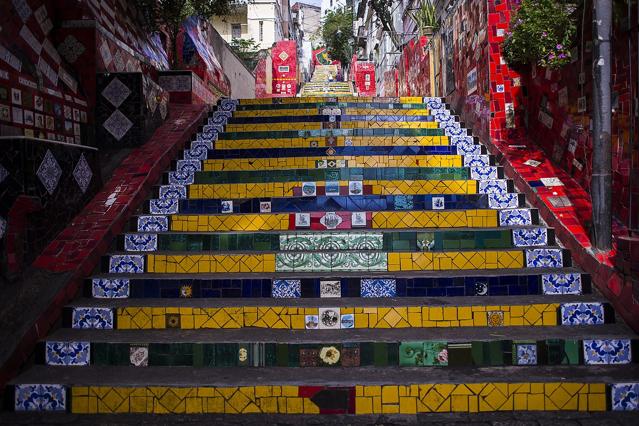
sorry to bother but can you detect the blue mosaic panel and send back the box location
[611,383,639,411]
[109,255,145,273]
[560,302,605,326]
[168,171,195,185]
[14,384,66,411]
[45,341,90,366]
[488,193,520,209]
[583,339,632,365]
[525,249,563,268]
[124,234,157,252]
[138,215,169,232]
[515,344,537,365]
[541,273,582,295]
[478,180,508,195]
[72,307,114,329]
[271,279,301,298]
[512,228,548,247]
[464,155,491,168]
[176,159,202,173]
[470,166,498,181]
[92,278,130,298]
[159,185,187,200]
[361,279,397,297]
[499,209,532,226]
[150,198,179,214]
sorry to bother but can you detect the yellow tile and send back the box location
[365,385,381,397]
[588,394,606,411]
[382,385,399,404]
[356,397,373,414]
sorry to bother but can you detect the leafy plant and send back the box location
[368,0,401,49]
[229,38,261,70]
[502,0,578,70]
[409,0,439,35]
[134,0,234,68]
[321,6,354,66]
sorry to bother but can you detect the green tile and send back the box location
[215,343,238,367]
[399,342,425,366]
[373,342,388,367]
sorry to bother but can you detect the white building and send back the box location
[321,0,347,16]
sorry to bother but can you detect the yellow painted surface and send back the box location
[215,135,450,150]
[239,96,425,105]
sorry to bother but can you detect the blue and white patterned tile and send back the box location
[150,198,179,214]
[183,145,208,160]
[470,166,498,180]
[176,159,202,173]
[560,302,605,325]
[219,99,239,112]
[525,248,563,268]
[197,127,218,143]
[512,228,548,247]
[92,278,130,298]
[583,339,632,365]
[611,383,639,411]
[450,136,474,146]
[515,344,537,365]
[109,254,145,273]
[479,179,508,195]
[138,215,169,232]
[271,279,301,298]
[124,234,158,252]
[440,120,461,130]
[434,111,454,123]
[191,140,213,151]
[541,273,582,295]
[361,279,397,297]
[499,209,532,226]
[45,341,90,366]
[159,185,187,200]
[488,193,520,209]
[445,126,468,137]
[168,171,194,185]
[14,384,66,411]
[463,154,490,168]
[424,97,445,111]
[72,307,114,329]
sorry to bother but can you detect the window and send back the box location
[259,21,264,41]
[330,0,333,6]
[231,24,241,39]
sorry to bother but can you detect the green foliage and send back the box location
[409,0,439,35]
[368,0,400,48]
[321,6,354,66]
[502,0,577,70]
[230,38,261,70]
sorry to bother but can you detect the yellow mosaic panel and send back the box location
[238,97,426,105]
[233,109,319,117]
[202,155,462,171]
[340,121,438,129]
[215,136,450,150]
[387,251,523,272]
[224,123,322,132]
[146,254,276,273]
[115,303,559,330]
[170,214,290,232]
[170,210,498,232]
[70,383,606,414]
[188,180,477,199]
[224,121,439,132]
[343,108,432,116]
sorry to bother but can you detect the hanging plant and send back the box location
[409,0,440,36]
[502,0,578,70]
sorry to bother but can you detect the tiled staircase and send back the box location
[9,95,639,416]
[300,65,354,97]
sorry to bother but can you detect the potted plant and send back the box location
[409,0,439,37]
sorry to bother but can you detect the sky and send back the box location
[291,0,322,7]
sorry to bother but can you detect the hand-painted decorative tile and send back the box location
[176,159,202,173]
[464,155,491,168]
[179,285,193,298]
[432,196,445,210]
[361,279,396,297]
[109,255,145,273]
[276,252,387,272]
[221,200,233,213]
[271,279,301,298]
[124,234,158,252]
[138,216,169,232]
[499,209,532,226]
[425,97,445,110]
[488,193,520,209]
[168,171,194,185]
[583,339,632,365]
[320,280,341,298]
[14,384,66,411]
[474,281,488,295]
[305,315,319,329]
[541,273,582,295]
[72,153,92,193]
[352,211,367,226]
[103,110,133,141]
[101,77,131,108]
[130,345,149,367]
[191,140,213,150]
[417,232,435,251]
[37,150,62,195]
[340,314,354,329]
[159,185,187,199]
[295,213,311,228]
[349,181,363,195]
[45,341,90,366]
[319,307,340,329]
[325,181,340,196]
[92,278,130,298]
[301,182,317,197]
[451,136,474,146]
[394,195,414,210]
[479,180,508,195]
[487,311,504,327]
[470,166,498,181]
[149,198,179,214]
[319,212,342,229]
[72,307,114,329]
[198,126,218,143]
[260,201,272,213]
[512,228,548,247]
[219,99,239,112]
[611,383,639,411]
[434,111,453,122]
[183,145,208,160]
[514,343,538,365]
[280,233,383,251]
[525,248,563,268]
[560,302,605,325]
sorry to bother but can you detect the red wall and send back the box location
[272,40,298,97]
[352,60,376,96]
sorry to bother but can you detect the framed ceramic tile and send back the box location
[295,212,311,228]
[130,345,149,367]
[259,201,271,213]
[23,109,34,126]
[0,104,9,121]
[325,181,340,196]
[340,314,354,329]
[349,181,363,195]
[352,211,366,227]
[318,307,340,329]
[305,314,319,329]
[221,200,233,214]
[301,182,316,197]
[432,196,445,210]
[319,211,342,229]
[35,113,44,128]
[320,280,341,298]
[12,106,23,124]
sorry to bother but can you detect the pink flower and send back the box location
[437,349,448,363]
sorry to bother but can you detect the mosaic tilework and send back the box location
[45,341,90,366]
[114,303,561,330]
[279,233,384,251]
[214,135,451,150]
[582,339,632,365]
[15,384,66,411]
